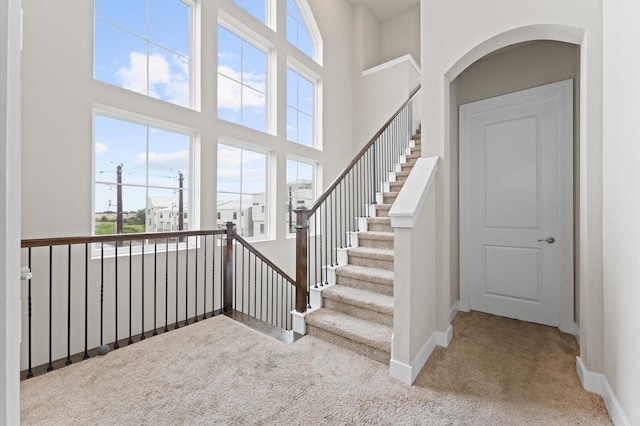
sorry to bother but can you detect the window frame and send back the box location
[286,62,321,149]
[92,108,196,239]
[93,0,197,109]
[216,141,271,241]
[217,19,273,134]
[285,157,316,234]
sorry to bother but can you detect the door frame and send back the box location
[459,79,574,333]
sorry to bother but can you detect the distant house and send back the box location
[148,197,188,233]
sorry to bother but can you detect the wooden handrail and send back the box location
[307,85,421,216]
[21,229,226,248]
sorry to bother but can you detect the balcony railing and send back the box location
[20,224,296,379]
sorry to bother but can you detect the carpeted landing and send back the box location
[21,311,611,425]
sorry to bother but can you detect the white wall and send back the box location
[379,5,420,66]
[1,0,21,422]
[352,4,380,71]
[420,0,604,380]
[354,57,420,150]
[602,0,640,423]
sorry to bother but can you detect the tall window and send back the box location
[233,0,267,25]
[286,159,314,233]
[218,25,268,133]
[217,144,268,238]
[286,0,313,59]
[94,114,191,235]
[287,68,314,147]
[94,0,192,108]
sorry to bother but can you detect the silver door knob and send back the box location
[537,237,555,244]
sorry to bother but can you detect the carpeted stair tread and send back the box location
[373,204,391,217]
[305,308,392,353]
[336,264,394,285]
[348,246,394,261]
[322,285,393,315]
[367,217,391,225]
[358,231,394,241]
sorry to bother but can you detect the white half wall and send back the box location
[0,0,22,423]
[389,157,440,385]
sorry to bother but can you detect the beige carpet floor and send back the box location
[21,311,611,425]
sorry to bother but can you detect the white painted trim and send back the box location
[436,326,453,348]
[450,301,460,322]
[576,356,604,395]
[291,307,319,335]
[362,54,421,77]
[576,357,630,425]
[390,331,437,385]
[389,157,438,228]
[601,375,631,426]
[459,80,574,331]
[1,0,21,422]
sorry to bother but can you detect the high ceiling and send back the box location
[349,0,420,23]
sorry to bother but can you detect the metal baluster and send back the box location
[175,238,180,329]
[164,238,169,332]
[27,248,33,378]
[66,245,72,365]
[83,243,89,360]
[100,243,105,346]
[153,238,158,336]
[114,242,119,350]
[184,237,189,326]
[128,242,133,345]
[203,236,207,320]
[194,236,199,323]
[48,246,53,371]
[141,239,146,340]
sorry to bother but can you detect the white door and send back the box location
[459,80,574,331]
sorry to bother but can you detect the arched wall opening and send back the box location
[449,39,581,327]
[429,23,603,374]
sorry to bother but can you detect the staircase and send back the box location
[305,128,422,362]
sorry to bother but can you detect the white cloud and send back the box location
[95,142,109,154]
[134,149,189,171]
[116,51,190,107]
[217,65,266,110]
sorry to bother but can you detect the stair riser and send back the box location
[374,207,390,218]
[358,237,394,250]
[368,222,393,232]
[335,274,393,296]
[323,298,393,327]
[389,182,404,192]
[395,173,409,182]
[348,254,394,271]
[383,194,397,204]
[401,162,415,171]
[306,324,390,363]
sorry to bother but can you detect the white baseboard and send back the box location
[436,325,453,348]
[390,331,437,385]
[576,357,630,426]
[450,301,459,322]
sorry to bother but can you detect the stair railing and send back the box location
[20,224,296,379]
[294,86,421,313]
